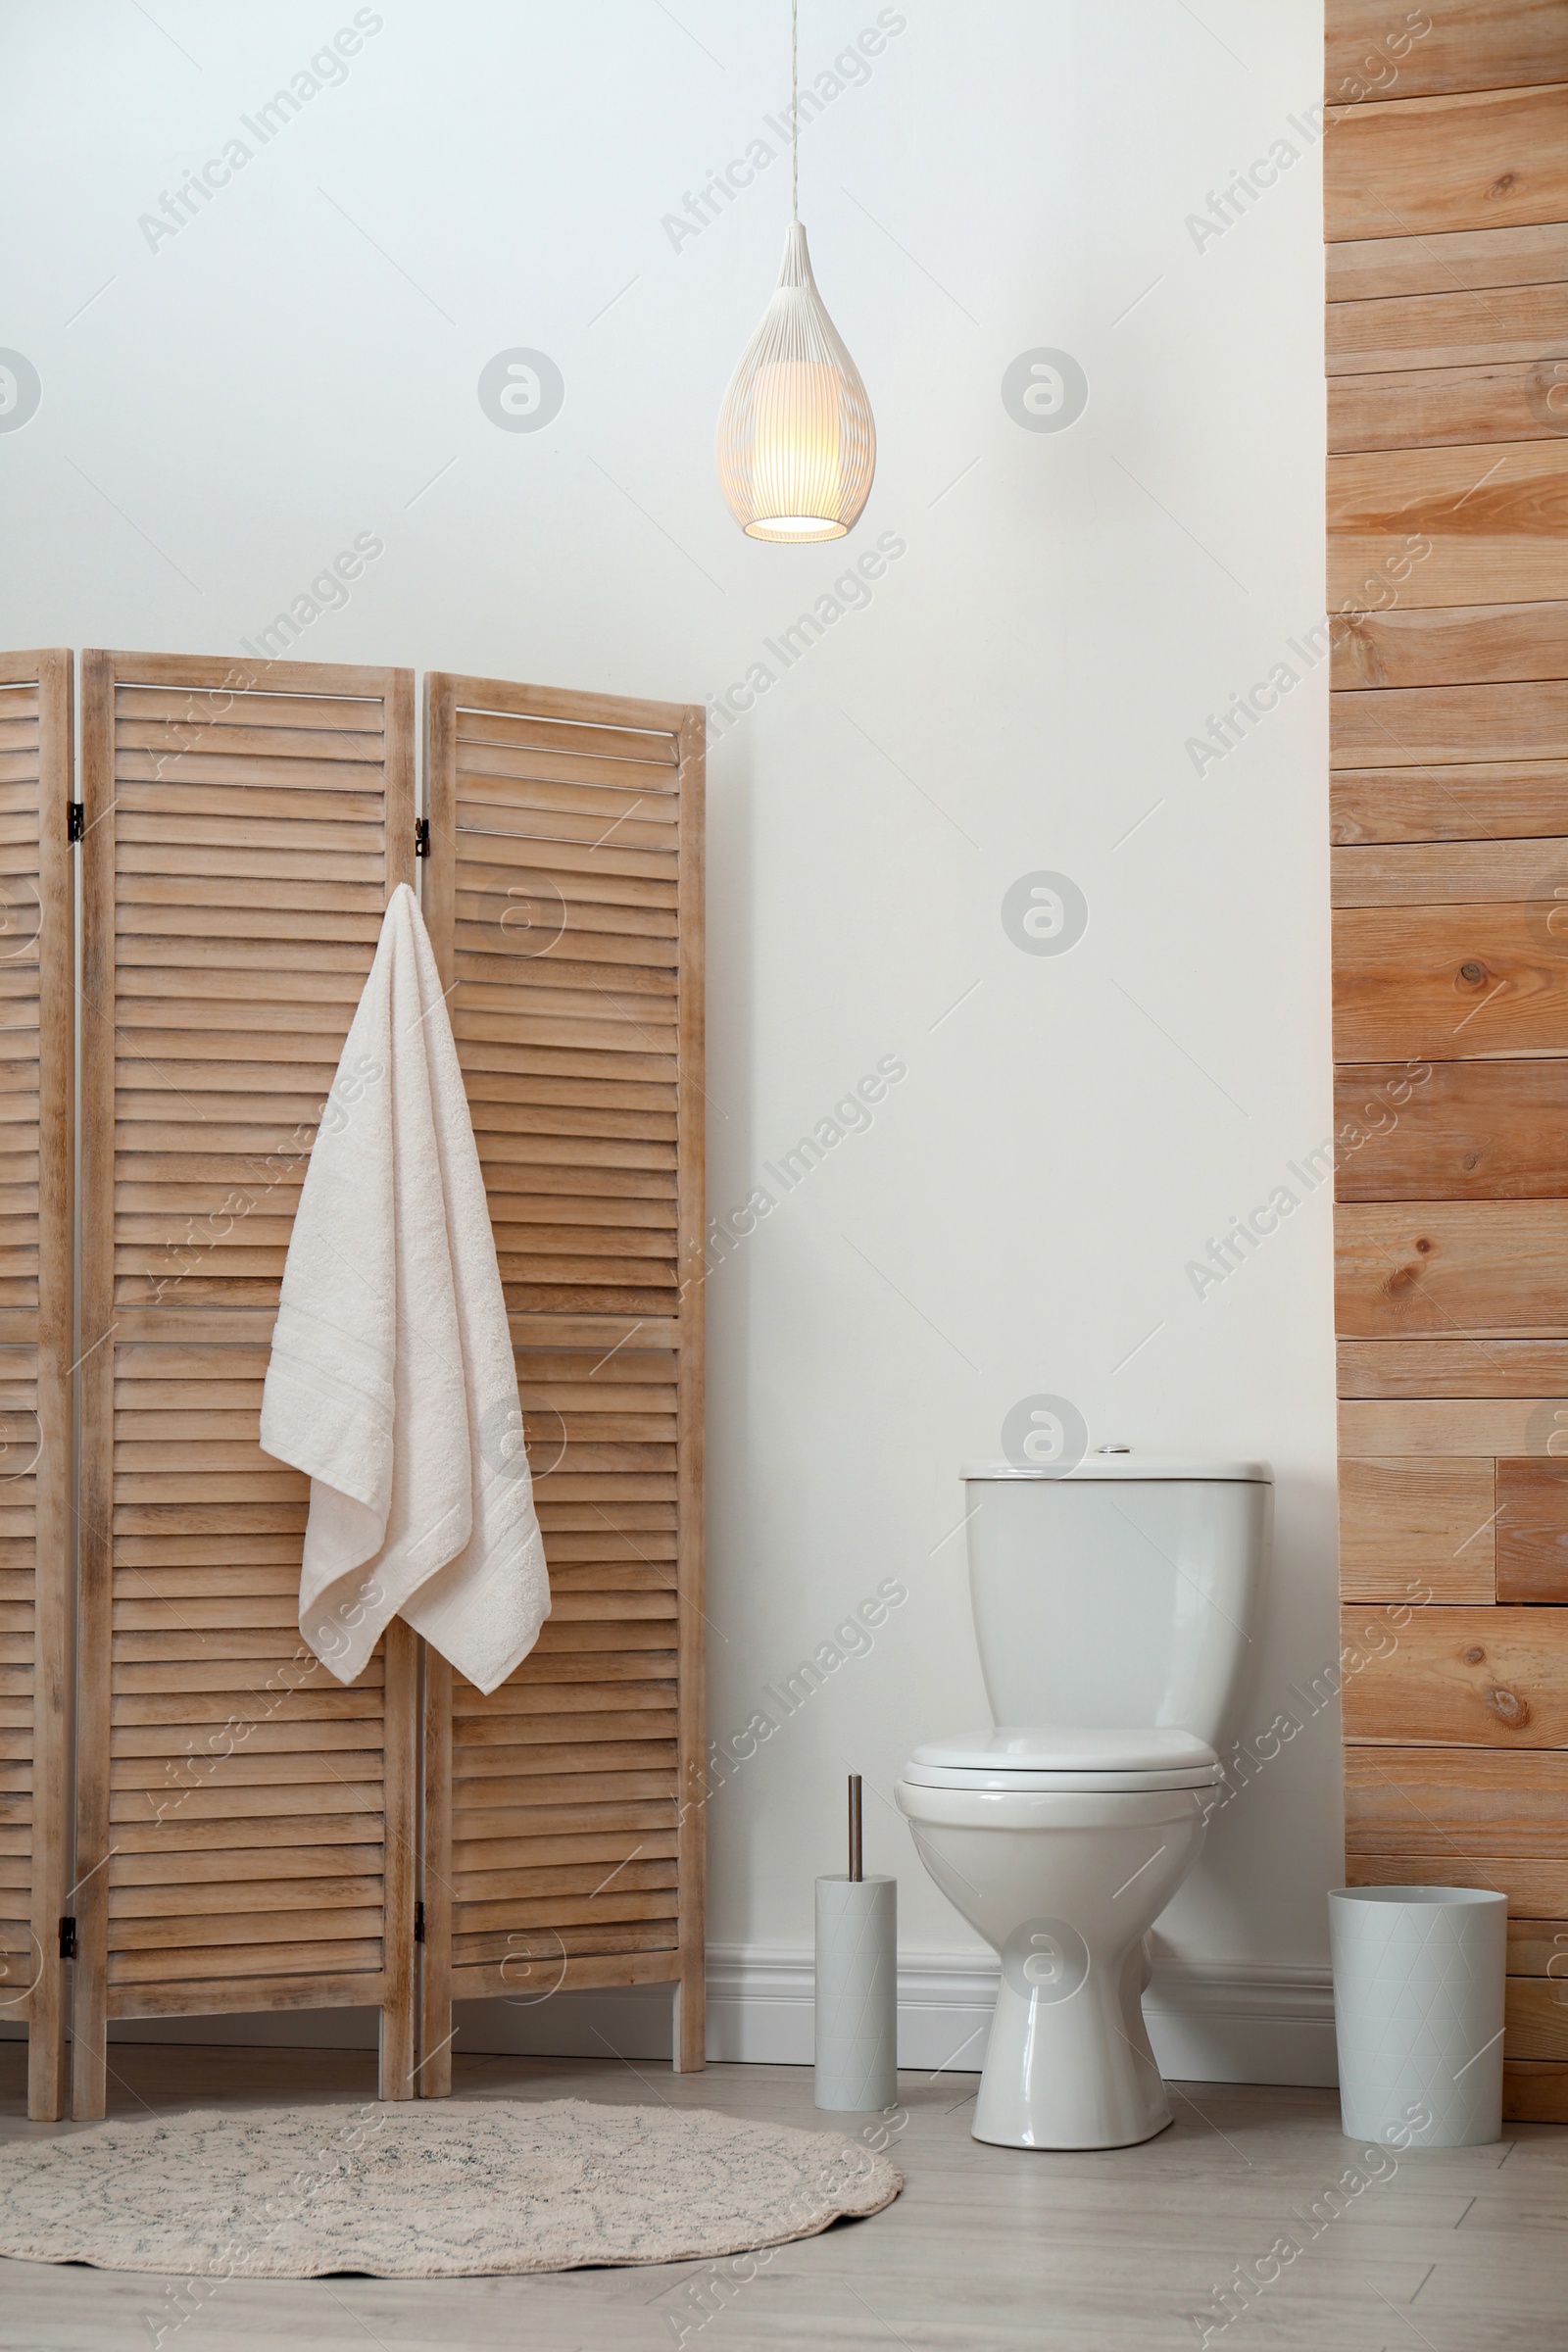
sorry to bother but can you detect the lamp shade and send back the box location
[716,221,875,541]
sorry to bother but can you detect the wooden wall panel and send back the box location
[1337,1201,1568,1336]
[1332,603,1568,689]
[1341,1338,1568,1394]
[1328,220,1568,301]
[1328,0,1568,2125]
[1328,361,1568,454]
[1327,438,1568,609]
[0,654,73,2120]
[1345,1745,1568,1849]
[1334,841,1568,901]
[1340,1398,1568,1452]
[1334,904,1568,1061]
[1495,1459,1568,1599]
[1337,1457,1496,1599]
[1326,281,1568,376]
[420,672,705,2087]
[1342,1603,1568,1740]
[1335,1060,1568,1198]
[1331,681,1568,765]
[1333,760,1568,844]
[73,651,416,2118]
[1323,83,1568,240]
[1329,1,1568,102]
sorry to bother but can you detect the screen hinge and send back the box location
[414,1899,425,1944]
[59,1915,77,1960]
[68,803,85,844]
[414,817,430,859]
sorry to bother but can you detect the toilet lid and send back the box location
[903,1725,1222,1792]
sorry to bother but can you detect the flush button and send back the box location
[1098,1445,1131,1454]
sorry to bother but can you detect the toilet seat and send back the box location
[903,1724,1221,1793]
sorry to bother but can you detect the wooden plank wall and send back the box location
[73,651,418,2117]
[419,672,706,2084]
[0,653,74,2118]
[1326,1,1568,2123]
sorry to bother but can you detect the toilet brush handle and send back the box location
[849,1774,862,1882]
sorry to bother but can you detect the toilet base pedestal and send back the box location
[895,1779,1212,2153]
[972,1934,1172,2151]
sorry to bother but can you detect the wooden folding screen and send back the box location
[0,653,74,2119]
[1326,3,1568,2122]
[74,651,417,2115]
[419,672,706,2082]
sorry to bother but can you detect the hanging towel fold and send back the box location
[260,882,549,1693]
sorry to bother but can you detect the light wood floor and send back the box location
[2,2043,1565,2349]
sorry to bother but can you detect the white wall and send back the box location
[0,0,1336,2067]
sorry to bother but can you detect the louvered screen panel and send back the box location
[74,651,417,2117]
[0,653,73,2118]
[421,672,705,2083]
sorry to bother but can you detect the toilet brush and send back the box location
[813,1774,898,2112]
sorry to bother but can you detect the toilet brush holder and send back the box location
[814,1776,898,2113]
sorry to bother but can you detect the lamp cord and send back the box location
[791,0,798,220]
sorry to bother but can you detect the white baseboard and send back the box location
[1143,1958,1338,2088]
[1,1951,1338,2087]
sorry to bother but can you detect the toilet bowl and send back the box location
[898,1727,1220,2148]
[899,1457,1269,2151]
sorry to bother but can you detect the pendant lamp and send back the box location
[715,1,876,541]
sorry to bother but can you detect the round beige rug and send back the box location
[0,2098,902,2278]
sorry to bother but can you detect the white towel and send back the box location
[259,882,550,1693]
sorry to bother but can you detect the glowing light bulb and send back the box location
[715,222,875,542]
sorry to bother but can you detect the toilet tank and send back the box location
[962,1459,1271,1745]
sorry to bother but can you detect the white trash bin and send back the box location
[1329,1886,1507,2148]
